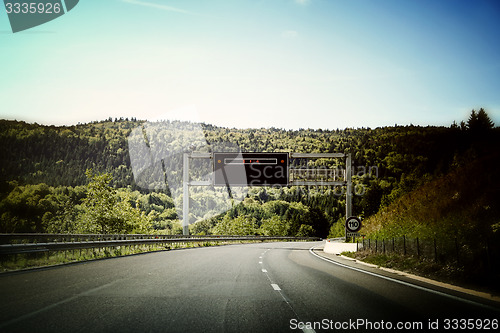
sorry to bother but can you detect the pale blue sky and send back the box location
[1,0,499,129]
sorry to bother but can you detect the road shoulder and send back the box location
[312,244,500,308]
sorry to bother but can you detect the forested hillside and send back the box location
[0,110,498,237]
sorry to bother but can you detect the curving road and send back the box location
[0,241,499,332]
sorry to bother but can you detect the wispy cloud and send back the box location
[122,0,197,15]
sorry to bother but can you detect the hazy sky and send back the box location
[1,0,499,129]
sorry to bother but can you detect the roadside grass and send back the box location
[340,251,500,295]
[0,240,279,273]
[342,251,444,276]
[0,244,168,272]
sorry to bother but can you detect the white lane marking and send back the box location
[259,256,263,259]
[259,261,263,264]
[308,245,499,312]
[262,247,316,333]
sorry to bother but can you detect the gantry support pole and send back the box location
[183,153,190,235]
[345,153,352,237]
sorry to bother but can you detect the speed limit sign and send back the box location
[346,216,362,233]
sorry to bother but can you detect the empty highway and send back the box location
[1,241,499,332]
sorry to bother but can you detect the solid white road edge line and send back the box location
[308,245,499,312]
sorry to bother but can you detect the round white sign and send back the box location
[346,216,362,232]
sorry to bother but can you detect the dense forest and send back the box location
[0,110,498,241]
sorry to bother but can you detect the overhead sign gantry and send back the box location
[214,152,289,186]
[182,152,355,237]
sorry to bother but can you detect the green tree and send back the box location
[77,170,152,233]
[0,183,56,232]
[211,215,258,235]
[296,224,315,237]
[467,108,494,132]
[328,219,345,238]
[260,216,289,236]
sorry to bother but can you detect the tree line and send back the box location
[0,109,497,237]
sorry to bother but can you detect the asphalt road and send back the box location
[0,241,499,332]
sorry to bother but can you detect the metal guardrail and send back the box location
[0,234,321,256]
[0,233,235,245]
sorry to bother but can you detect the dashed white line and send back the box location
[261,247,316,333]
